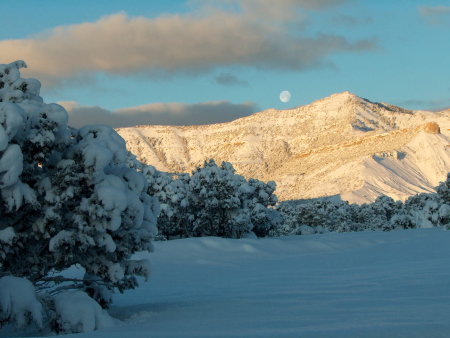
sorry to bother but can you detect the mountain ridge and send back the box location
[117,92,450,203]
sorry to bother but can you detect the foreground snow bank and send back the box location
[0,276,42,328]
[54,291,113,333]
[4,228,450,337]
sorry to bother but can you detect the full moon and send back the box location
[279,90,291,103]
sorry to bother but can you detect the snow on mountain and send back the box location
[117,92,450,203]
[343,132,450,202]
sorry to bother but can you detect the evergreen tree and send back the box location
[188,160,250,238]
[436,173,450,227]
[0,61,159,327]
[150,159,280,239]
[246,178,279,237]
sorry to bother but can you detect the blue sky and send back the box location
[1,0,449,127]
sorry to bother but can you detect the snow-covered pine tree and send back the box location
[245,178,280,237]
[436,173,450,228]
[188,160,249,238]
[46,124,159,295]
[279,199,354,233]
[152,159,280,239]
[437,173,450,203]
[142,164,191,239]
[276,196,403,234]
[156,174,191,239]
[0,60,67,282]
[352,196,402,231]
[392,193,439,229]
[0,61,159,329]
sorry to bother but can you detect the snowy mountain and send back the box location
[117,92,450,203]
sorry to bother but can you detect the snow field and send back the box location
[53,228,450,338]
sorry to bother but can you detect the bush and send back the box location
[275,183,449,235]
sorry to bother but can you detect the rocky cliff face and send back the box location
[117,92,450,203]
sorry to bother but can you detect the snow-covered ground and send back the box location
[6,228,450,337]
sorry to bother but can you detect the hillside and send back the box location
[117,92,450,203]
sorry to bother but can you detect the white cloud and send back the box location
[0,0,374,86]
